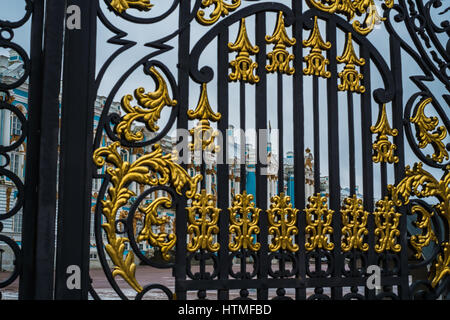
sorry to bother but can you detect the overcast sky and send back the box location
[3,0,449,200]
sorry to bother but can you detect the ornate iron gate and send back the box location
[0,0,449,300]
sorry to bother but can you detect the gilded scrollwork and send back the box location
[116,66,177,142]
[409,204,437,259]
[228,19,260,84]
[304,194,334,251]
[265,11,296,75]
[186,189,221,252]
[229,191,261,252]
[337,33,365,93]
[109,0,153,14]
[267,193,299,252]
[188,83,222,152]
[93,142,202,292]
[373,197,401,253]
[341,195,370,252]
[371,104,399,164]
[305,0,394,35]
[303,16,331,78]
[197,0,241,25]
[429,242,450,288]
[410,97,449,164]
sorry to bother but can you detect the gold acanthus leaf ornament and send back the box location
[305,0,394,35]
[304,194,334,251]
[136,196,176,261]
[188,83,222,152]
[93,142,202,292]
[409,205,437,259]
[197,0,241,25]
[228,19,260,84]
[267,193,299,252]
[337,33,365,93]
[373,197,401,253]
[303,16,332,78]
[429,242,450,288]
[109,0,153,14]
[410,97,449,163]
[371,104,399,164]
[265,11,296,75]
[116,66,177,142]
[229,191,261,252]
[187,189,221,252]
[341,195,370,252]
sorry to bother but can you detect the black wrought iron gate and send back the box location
[0,0,449,300]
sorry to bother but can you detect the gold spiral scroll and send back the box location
[228,191,261,252]
[267,193,299,252]
[186,189,221,252]
[93,142,202,292]
[341,195,370,252]
[265,11,296,75]
[197,0,241,25]
[109,0,153,14]
[409,204,437,259]
[304,194,334,251]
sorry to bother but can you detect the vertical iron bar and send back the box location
[255,12,268,300]
[55,0,97,300]
[292,0,306,300]
[313,75,320,194]
[33,0,66,300]
[174,0,191,300]
[240,81,246,193]
[277,72,284,195]
[360,45,375,299]
[19,0,45,300]
[347,91,356,195]
[326,18,342,300]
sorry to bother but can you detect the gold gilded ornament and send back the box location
[197,0,241,25]
[337,33,365,93]
[93,142,202,292]
[188,83,222,152]
[228,19,260,84]
[116,66,177,142]
[429,242,450,288]
[186,189,221,252]
[410,97,449,163]
[229,191,261,251]
[371,104,399,163]
[373,197,401,253]
[109,0,153,14]
[303,16,331,78]
[341,195,370,252]
[265,11,296,75]
[267,193,299,252]
[304,194,334,251]
[409,205,437,259]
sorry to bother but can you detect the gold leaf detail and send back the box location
[410,97,449,163]
[265,11,296,75]
[228,19,260,84]
[429,242,450,288]
[137,196,176,261]
[341,195,370,252]
[197,0,241,25]
[373,197,401,253]
[304,194,334,251]
[116,66,177,142]
[187,189,221,252]
[188,83,222,152]
[109,0,153,14]
[371,104,399,163]
[267,193,299,252]
[409,205,437,259]
[303,16,331,78]
[93,142,202,292]
[229,191,261,251]
[337,33,365,93]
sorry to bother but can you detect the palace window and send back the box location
[11,114,21,136]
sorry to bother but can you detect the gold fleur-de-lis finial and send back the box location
[228,19,260,84]
[188,83,222,152]
[371,104,399,164]
[337,33,365,93]
[265,11,296,75]
[303,16,332,78]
